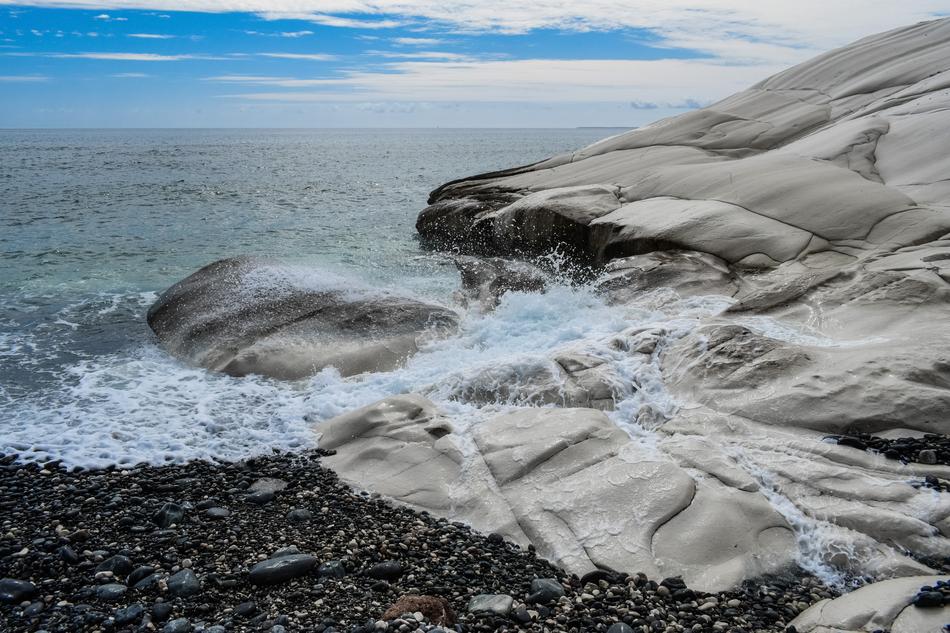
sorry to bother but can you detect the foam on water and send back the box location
[0,277,730,469]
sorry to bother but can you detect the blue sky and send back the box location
[1,2,947,127]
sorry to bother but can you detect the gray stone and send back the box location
[162,618,193,633]
[527,578,564,604]
[204,507,230,519]
[0,578,36,604]
[248,554,317,585]
[285,508,313,523]
[167,569,201,598]
[96,555,133,578]
[317,560,346,580]
[153,502,184,528]
[467,594,513,616]
[147,257,458,380]
[114,604,144,626]
[607,624,634,633]
[95,583,127,601]
[365,561,403,582]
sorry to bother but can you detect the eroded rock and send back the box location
[318,395,796,592]
[147,257,458,380]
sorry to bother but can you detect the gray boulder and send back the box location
[147,257,458,380]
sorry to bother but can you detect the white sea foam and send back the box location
[0,280,730,470]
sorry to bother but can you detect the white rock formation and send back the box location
[313,20,950,594]
[319,395,796,593]
[418,18,950,270]
[789,575,948,633]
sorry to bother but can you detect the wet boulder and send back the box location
[147,257,459,380]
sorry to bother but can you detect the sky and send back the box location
[0,2,948,127]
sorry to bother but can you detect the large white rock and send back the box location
[419,18,950,268]
[319,395,796,592]
[317,20,950,594]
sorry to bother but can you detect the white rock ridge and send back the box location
[418,18,950,269]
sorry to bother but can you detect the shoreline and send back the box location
[0,449,837,633]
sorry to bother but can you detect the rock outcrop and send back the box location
[147,257,458,380]
[418,19,950,270]
[309,19,950,594]
[319,395,797,593]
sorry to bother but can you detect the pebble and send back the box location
[0,579,36,604]
[114,603,145,625]
[167,569,201,597]
[467,594,513,616]
[94,583,127,601]
[286,508,314,523]
[248,554,317,585]
[366,561,404,582]
[162,617,193,633]
[527,577,564,604]
[153,502,185,528]
[317,560,347,579]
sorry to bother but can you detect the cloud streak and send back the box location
[0,74,48,82]
[211,57,785,103]
[49,52,216,61]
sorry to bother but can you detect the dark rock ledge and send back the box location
[0,450,843,633]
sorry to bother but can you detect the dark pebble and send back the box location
[248,555,317,585]
[167,569,201,598]
[114,603,145,625]
[153,502,185,528]
[366,561,403,582]
[0,579,36,604]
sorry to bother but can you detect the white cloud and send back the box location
[258,12,404,29]
[93,13,126,22]
[280,30,313,38]
[366,49,472,61]
[259,52,336,61]
[27,2,945,66]
[213,57,785,102]
[393,37,444,46]
[50,52,208,61]
[127,33,175,39]
[0,74,48,82]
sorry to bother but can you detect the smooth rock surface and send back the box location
[420,19,950,269]
[320,395,796,592]
[399,17,950,592]
[248,554,317,585]
[147,257,458,380]
[790,575,949,632]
